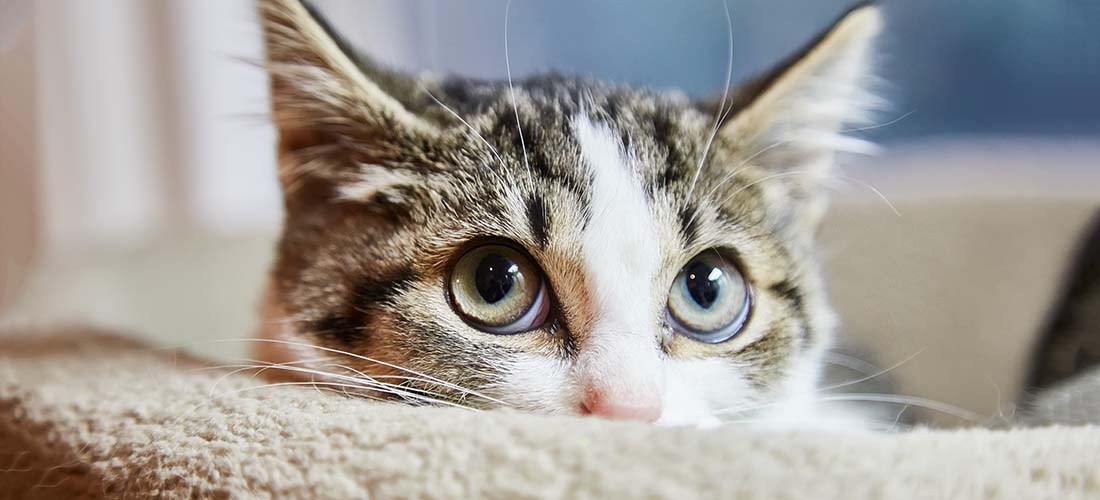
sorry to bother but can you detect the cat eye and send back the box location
[449,243,550,334]
[666,252,752,343]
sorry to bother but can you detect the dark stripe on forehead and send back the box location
[526,195,550,248]
[311,266,419,344]
[678,206,700,247]
[646,112,688,193]
[488,109,592,209]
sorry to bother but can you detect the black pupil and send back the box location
[475,253,519,304]
[685,261,722,309]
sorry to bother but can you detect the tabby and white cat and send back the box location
[254,0,882,428]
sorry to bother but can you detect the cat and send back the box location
[1021,213,1100,426]
[253,0,883,428]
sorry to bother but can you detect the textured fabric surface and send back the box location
[1,329,1099,499]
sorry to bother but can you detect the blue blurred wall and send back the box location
[332,0,1100,143]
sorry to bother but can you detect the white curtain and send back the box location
[0,1,425,355]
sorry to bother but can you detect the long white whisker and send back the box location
[209,362,381,399]
[212,338,511,406]
[819,347,926,392]
[716,170,809,208]
[834,174,902,217]
[684,136,794,229]
[705,168,899,224]
[503,0,531,177]
[202,357,337,398]
[214,381,480,411]
[822,352,879,375]
[420,85,511,186]
[312,362,468,402]
[813,393,982,423]
[890,405,912,431]
[209,360,478,409]
[714,390,982,425]
[686,0,734,201]
[207,359,470,403]
[687,110,909,228]
[190,357,335,373]
[179,336,508,406]
[843,109,916,134]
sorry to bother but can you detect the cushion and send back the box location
[2,328,1098,499]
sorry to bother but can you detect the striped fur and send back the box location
[255,0,882,427]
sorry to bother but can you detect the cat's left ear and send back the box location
[259,0,438,200]
[717,3,882,229]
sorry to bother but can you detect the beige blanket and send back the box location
[1,329,1098,499]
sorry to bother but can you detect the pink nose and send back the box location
[580,388,661,422]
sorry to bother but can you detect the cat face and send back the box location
[255,0,881,426]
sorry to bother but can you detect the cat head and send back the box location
[256,0,881,426]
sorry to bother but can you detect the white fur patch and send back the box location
[572,116,664,408]
[659,359,751,428]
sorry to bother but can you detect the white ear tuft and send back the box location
[723,4,884,160]
[713,5,884,233]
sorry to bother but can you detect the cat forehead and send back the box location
[428,76,717,215]
[431,74,698,123]
[404,79,756,272]
[427,75,709,172]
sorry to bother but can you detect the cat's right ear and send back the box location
[259,0,437,199]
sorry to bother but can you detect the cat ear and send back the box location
[717,3,882,228]
[259,0,437,199]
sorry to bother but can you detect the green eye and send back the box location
[667,252,751,343]
[449,243,550,334]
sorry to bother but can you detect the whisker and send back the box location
[143,336,510,407]
[205,359,356,399]
[890,405,912,431]
[834,174,901,217]
[420,85,512,186]
[684,137,793,229]
[822,352,880,376]
[813,393,983,423]
[703,167,899,224]
[319,363,477,401]
[189,357,335,373]
[211,338,512,406]
[842,109,916,134]
[716,170,809,208]
[311,362,467,402]
[503,0,532,178]
[687,110,911,228]
[713,390,982,425]
[208,361,479,410]
[213,381,479,411]
[209,360,464,404]
[685,0,734,201]
[820,347,925,392]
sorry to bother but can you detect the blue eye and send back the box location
[450,243,550,334]
[666,252,751,343]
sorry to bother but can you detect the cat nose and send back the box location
[579,386,662,422]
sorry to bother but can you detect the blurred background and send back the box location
[1,0,1098,425]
